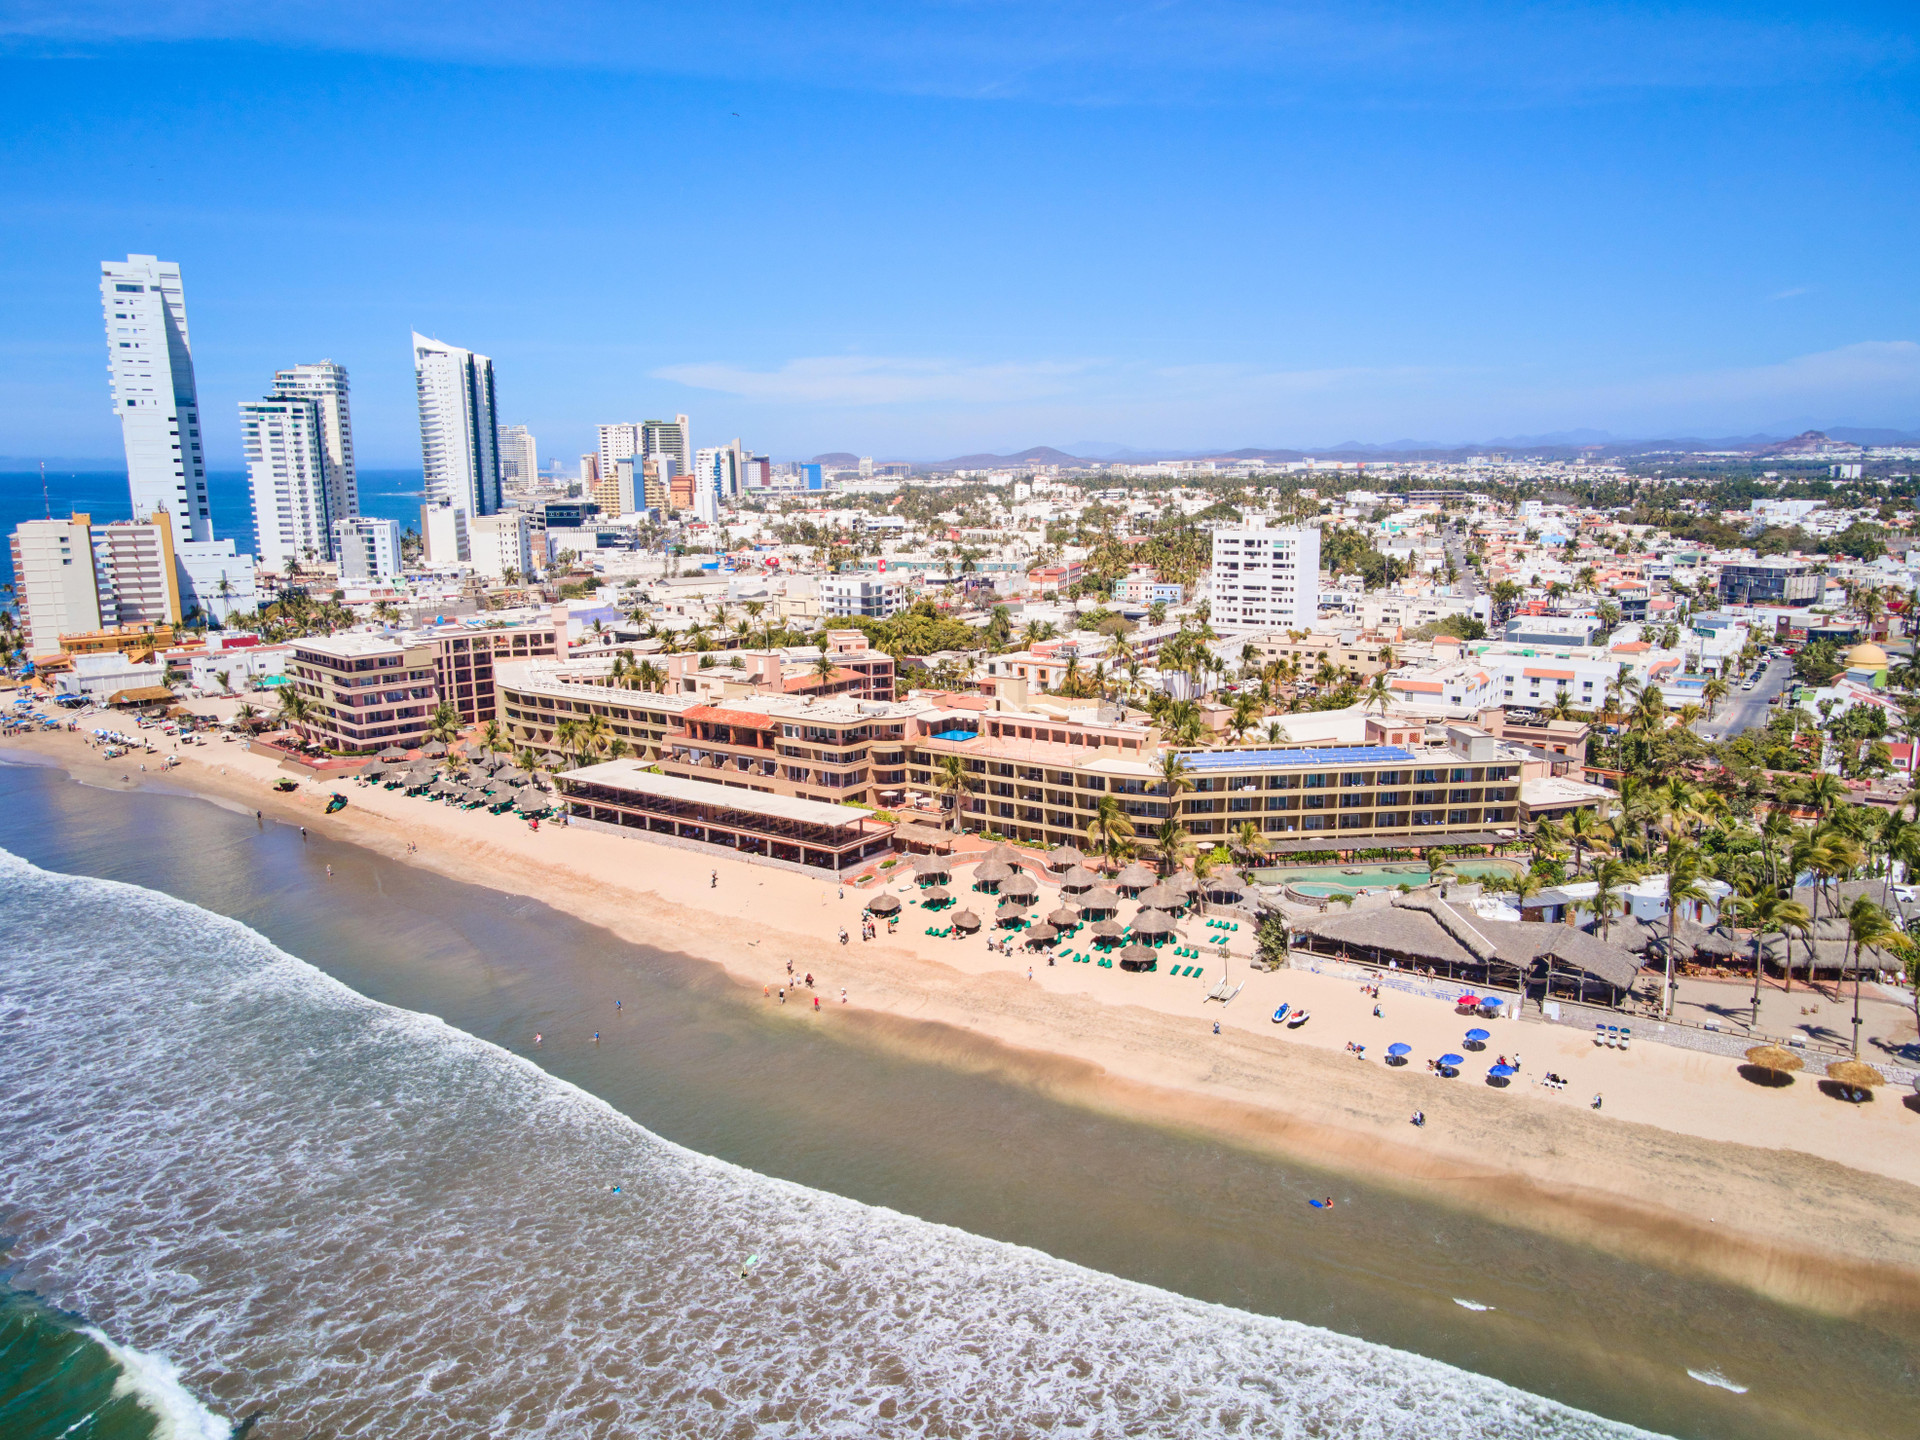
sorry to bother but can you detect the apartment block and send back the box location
[410,619,561,726]
[820,573,907,618]
[286,634,439,752]
[1210,521,1320,630]
[334,517,403,580]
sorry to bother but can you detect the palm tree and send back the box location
[1229,819,1267,872]
[1546,688,1575,721]
[1842,896,1899,1056]
[813,651,839,687]
[933,754,977,834]
[578,712,612,761]
[482,719,507,753]
[1086,793,1137,868]
[554,716,584,765]
[276,685,311,732]
[1657,842,1712,1019]
[1587,858,1640,942]
[1726,885,1810,1023]
[1363,673,1393,716]
[1152,817,1194,876]
[632,659,667,693]
[1564,805,1613,877]
[428,700,461,745]
[213,669,231,696]
[1701,675,1729,720]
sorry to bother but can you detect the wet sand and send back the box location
[18,723,1920,1318]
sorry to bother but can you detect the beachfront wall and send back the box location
[556,760,895,872]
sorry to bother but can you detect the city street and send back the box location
[1697,654,1791,741]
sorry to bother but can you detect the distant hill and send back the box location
[809,452,860,467]
[931,445,1092,469]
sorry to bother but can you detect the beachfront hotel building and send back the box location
[271,361,359,527]
[409,618,561,727]
[1209,520,1320,632]
[496,655,1535,855]
[241,394,334,570]
[557,760,896,873]
[101,255,212,544]
[286,634,439,752]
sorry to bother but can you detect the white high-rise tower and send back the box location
[241,395,332,572]
[412,332,501,521]
[272,361,359,525]
[100,255,211,542]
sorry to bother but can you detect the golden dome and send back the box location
[1845,641,1888,669]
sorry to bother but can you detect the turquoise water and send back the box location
[1257,859,1526,896]
[0,1283,230,1438]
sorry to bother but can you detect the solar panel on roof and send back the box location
[1178,746,1417,769]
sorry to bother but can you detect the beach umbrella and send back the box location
[1090,918,1125,939]
[1046,844,1084,870]
[358,762,386,780]
[994,901,1025,925]
[1465,1027,1491,1043]
[1743,1044,1805,1076]
[1002,871,1039,898]
[922,885,952,905]
[1825,1059,1885,1099]
[1024,922,1058,944]
[377,745,408,761]
[1137,884,1182,910]
[541,751,566,768]
[1438,1053,1465,1068]
[1114,863,1155,893]
[1081,888,1121,915]
[1204,878,1246,900]
[974,858,1013,887]
[985,842,1021,864]
[952,909,981,932]
[1166,870,1204,895]
[495,766,528,784]
[1487,1064,1516,1082]
[1057,865,1098,892]
[913,855,952,881]
[1119,942,1158,970]
[420,740,448,757]
[516,798,547,816]
[463,745,487,761]
[1387,1042,1412,1056]
[1047,905,1081,928]
[1455,994,1481,1008]
[1129,908,1175,935]
[866,892,901,915]
[462,785,492,805]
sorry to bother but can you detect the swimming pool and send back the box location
[1252,858,1525,897]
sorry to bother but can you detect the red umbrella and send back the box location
[1455,994,1481,1007]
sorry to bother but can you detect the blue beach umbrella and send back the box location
[1439,1053,1465,1068]
[1387,1042,1412,1056]
[1488,1063,1516,1078]
[1465,1028,1491,1043]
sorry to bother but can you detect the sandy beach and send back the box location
[18,720,1920,1318]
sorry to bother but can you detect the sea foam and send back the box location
[0,848,1664,1438]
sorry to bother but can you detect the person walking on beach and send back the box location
[840,987,848,1004]
[325,864,332,878]
[813,995,820,1011]
[593,1032,600,1044]
[1027,965,1033,982]
[778,987,786,1004]
[711,870,718,888]
[534,1033,542,1046]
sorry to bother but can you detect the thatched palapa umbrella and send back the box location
[994,899,1027,925]
[1137,883,1182,911]
[973,858,1013,889]
[1090,918,1125,941]
[1826,1059,1885,1100]
[1743,1044,1804,1079]
[420,740,448,758]
[1024,922,1058,945]
[922,885,952,906]
[1114,863,1155,894]
[1130,908,1175,936]
[377,745,408,761]
[1002,871,1039,899]
[913,855,952,883]
[1057,865,1098,893]
[1047,905,1081,928]
[1119,942,1158,970]
[1046,844,1084,870]
[1166,870,1204,896]
[867,892,901,916]
[952,909,982,932]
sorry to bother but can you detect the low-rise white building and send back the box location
[821,573,906,619]
[333,517,403,581]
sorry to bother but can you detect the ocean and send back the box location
[0,469,426,592]
[0,760,1913,1438]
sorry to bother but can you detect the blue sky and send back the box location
[1,1,1916,466]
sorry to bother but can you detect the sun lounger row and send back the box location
[1169,965,1203,979]
[1205,919,1239,932]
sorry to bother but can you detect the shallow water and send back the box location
[0,761,1914,1437]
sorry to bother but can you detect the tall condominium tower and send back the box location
[272,361,358,525]
[1209,519,1321,631]
[497,424,539,486]
[412,332,501,519]
[596,423,640,489]
[241,394,333,571]
[642,415,690,477]
[100,255,211,543]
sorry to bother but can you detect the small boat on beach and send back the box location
[1286,1010,1311,1028]
[1271,1003,1291,1024]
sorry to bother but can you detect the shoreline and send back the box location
[15,724,1920,1322]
